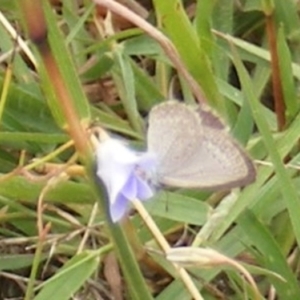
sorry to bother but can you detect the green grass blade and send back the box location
[233,47,300,248]
[34,251,101,300]
[238,210,300,299]
[153,0,224,115]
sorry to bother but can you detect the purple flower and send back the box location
[96,137,157,222]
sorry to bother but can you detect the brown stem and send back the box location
[265,13,286,130]
[20,0,90,156]
[94,0,207,105]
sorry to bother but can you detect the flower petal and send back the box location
[96,137,158,222]
[121,171,154,201]
[109,193,129,222]
[121,174,137,200]
[137,152,157,170]
[136,175,154,200]
[96,139,137,204]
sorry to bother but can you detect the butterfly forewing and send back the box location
[147,101,255,190]
[148,101,203,177]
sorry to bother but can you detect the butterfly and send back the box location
[147,101,255,190]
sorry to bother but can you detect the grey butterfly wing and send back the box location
[147,101,255,190]
[147,101,202,181]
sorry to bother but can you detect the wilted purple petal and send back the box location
[96,139,137,204]
[104,164,135,205]
[135,175,154,200]
[96,137,157,222]
[110,193,128,223]
[121,174,137,200]
[137,152,157,169]
[121,169,154,201]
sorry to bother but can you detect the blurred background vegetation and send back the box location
[1,0,300,299]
